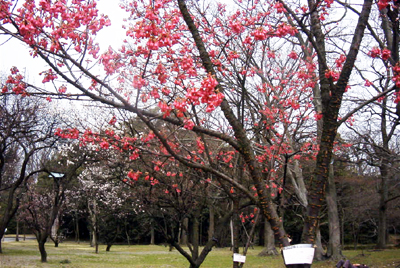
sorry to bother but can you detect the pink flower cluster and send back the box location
[392,64,400,88]
[377,0,391,10]
[369,47,391,61]
[2,67,27,95]
[40,69,58,83]
[325,69,339,81]
[127,170,142,181]
[55,128,80,139]
[100,47,124,75]
[185,74,224,113]
[2,0,110,54]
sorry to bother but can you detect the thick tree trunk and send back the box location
[75,211,80,243]
[16,220,19,242]
[181,218,188,245]
[51,216,59,247]
[208,205,214,241]
[172,209,234,268]
[377,160,389,249]
[326,162,342,260]
[38,239,47,263]
[88,199,98,252]
[232,200,240,268]
[258,219,278,256]
[150,224,155,245]
[91,231,96,248]
[192,217,199,261]
[95,236,99,254]
[0,190,20,253]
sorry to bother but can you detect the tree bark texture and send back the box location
[326,163,342,259]
[377,160,389,248]
[208,205,215,242]
[38,236,47,263]
[232,200,240,268]
[314,227,325,261]
[258,219,278,256]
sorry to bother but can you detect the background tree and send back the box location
[19,146,86,262]
[350,0,400,249]
[0,94,58,253]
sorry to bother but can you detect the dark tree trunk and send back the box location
[192,217,199,261]
[376,87,391,249]
[38,239,47,263]
[16,220,19,242]
[94,229,99,254]
[150,224,155,245]
[326,162,342,260]
[208,205,214,241]
[75,211,80,243]
[377,160,389,249]
[232,200,240,268]
[0,189,20,253]
[106,244,112,251]
[181,218,188,245]
[95,239,99,254]
[169,208,234,268]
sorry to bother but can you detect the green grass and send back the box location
[1,239,399,268]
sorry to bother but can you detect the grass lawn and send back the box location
[1,239,399,268]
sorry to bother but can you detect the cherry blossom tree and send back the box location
[0,0,381,266]
[86,117,243,266]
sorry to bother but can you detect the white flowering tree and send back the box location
[77,163,141,252]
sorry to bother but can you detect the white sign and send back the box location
[282,244,315,265]
[233,253,246,263]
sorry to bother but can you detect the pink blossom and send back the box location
[288,51,298,60]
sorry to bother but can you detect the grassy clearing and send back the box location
[0,240,399,268]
